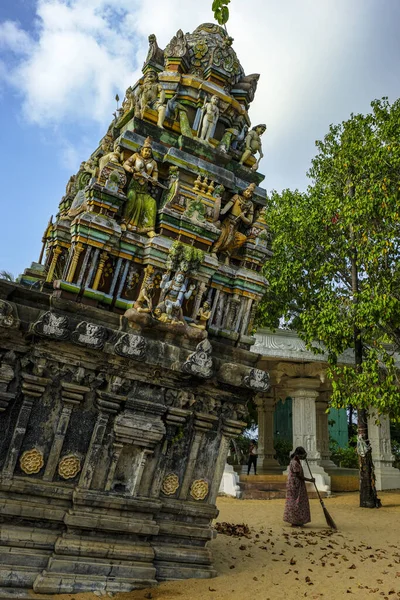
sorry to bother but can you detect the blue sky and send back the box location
[1,0,400,277]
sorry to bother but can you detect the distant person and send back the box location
[247,439,258,475]
[283,446,314,527]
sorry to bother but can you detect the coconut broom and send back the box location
[305,458,337,531]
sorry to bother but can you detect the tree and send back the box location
[212,0,230,25]
[0,271,15,282]
[258,97,400,507]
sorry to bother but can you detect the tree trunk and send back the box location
[348,195,380,509]
[357,407,381,508]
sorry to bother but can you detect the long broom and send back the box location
[305,458,337,531]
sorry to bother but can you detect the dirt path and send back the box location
[58,491,400,600]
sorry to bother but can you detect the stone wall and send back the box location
[0,281,265,596]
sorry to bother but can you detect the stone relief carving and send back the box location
[0,300,18,328]
[114,333,147,361]
[243,368,270,392]
[190,479,209,501]
[20,448,44,475]
[165,389,196,409]
[71,322,107,349]
[182,339,213,379]
[161,473,180,496]
[58,455,81,480]
[32,311,69,340]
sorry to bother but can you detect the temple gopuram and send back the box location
[0,23,271,597]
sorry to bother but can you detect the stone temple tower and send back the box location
[0,23,271,596]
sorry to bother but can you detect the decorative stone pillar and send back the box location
[92,251,109,291]
[255,394,281,473]
[43,381,89,481]
[179,413,218,499]
[45,246,62,283]
[2,372,50,480]
[286,379,330,491]
[316,399,337,470]
[209,417,245,504]
[191,281,207,319]
[368,410,400,491]
[78,390,123,489]
[65,243,84,283]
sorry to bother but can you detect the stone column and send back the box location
[45,246,62,283]
[92,251,109,290]
[179,413,218,499]
[209,417,245,503]
[65,243,84,283]
[255,395,281,473]
[316,399,337,470]
[2,373,49,479]
[43,381,89,481]
[368,410,400,491]
[286,379,330,491]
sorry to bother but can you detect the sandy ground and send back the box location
[57,491,400,600]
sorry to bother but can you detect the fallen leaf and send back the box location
[208,587,216,592]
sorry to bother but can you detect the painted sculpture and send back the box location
[212,183,256,263]
[122,137,159,237]
[239,124,266,171]
[135,69,167,129]
[199,95,220,143]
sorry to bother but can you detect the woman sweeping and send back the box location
[283,446,315,527]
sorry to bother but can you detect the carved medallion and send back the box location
[71,322,107,349]
[32,311,69,340]
[0,300,17,328]
[20,448,44,475]
[183,339,213,379]
[190,479,209,501]
[114,333,147,361]
[161,473,180,496]
[243,368,270,392]
[58,454,81,480]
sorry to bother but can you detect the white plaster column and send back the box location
[368,410,400,491]
[316,400,337,470]
[286,379,331,492]
[255,395,281,473]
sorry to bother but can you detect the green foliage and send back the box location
[329,438,359,469]
[0,270,15,281]
[273,438,292,466]
[212,0,230,25]
[167,240,204,272]
[258,98,400,418]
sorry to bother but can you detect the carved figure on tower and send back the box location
[212,183,256,264]
[156,271,196,323]
[199,95,220,143]
[122,137,159,237]
[239,124,266,171]
[135,69,167,129]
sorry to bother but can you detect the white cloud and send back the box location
[0,20,32,54]
[0,0,389,188]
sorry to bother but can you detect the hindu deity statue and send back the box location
[122,137,159,237]
[135,69,167,129]
[155,271,196,323]
[199,95,220,143]
[212,183,256,263]
[189,301,211,330]
[98,138,123,174]
[239,124,266,171]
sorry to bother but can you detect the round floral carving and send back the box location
[190,479,209,501]
[161,473,179,496]
[58,454,81,480]
[20,448,44,475]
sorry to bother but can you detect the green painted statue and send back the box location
[122,137,158,237]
